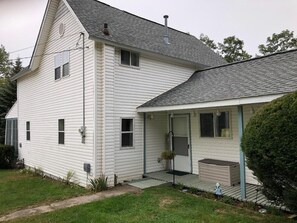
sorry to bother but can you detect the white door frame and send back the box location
[169,113,192,173]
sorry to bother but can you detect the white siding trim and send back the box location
[137,94,284,112]
[93,41,98,178]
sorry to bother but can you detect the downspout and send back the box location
[238,105,246,199]
[169,114,175,185]
[79,32,86,143]
[143,113,146,175]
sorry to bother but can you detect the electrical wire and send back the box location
[8,32,81,54]
[8,46,89,61]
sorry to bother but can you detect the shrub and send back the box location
[242,91,297,213]
[89,174,108,192]
[0,144,15,168]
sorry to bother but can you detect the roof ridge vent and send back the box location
[163,15,170,45]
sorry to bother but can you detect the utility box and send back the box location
[198,159,240,186]
[83,163,91,173]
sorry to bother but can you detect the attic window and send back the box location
[121,50,139,67]
[54,51,70,80]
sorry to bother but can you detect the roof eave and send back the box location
[89,35,208,68]
[10,68,32,81]
[137,94,284,113]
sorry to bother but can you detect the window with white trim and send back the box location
[121,118,133,148]
[120,50,139,67]
[54,51,70,80]
[58,119,65,144]
[200,111,231,137]
[26,121,30,141]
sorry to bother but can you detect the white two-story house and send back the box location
[9,0,297,200]
[11,0,225,186]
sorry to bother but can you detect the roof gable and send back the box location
[66,0,226,67]
[140,49,297,109]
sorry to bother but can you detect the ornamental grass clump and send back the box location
[89,174,108,192]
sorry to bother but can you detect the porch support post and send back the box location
[238,105,246,199]
[143,113,147,175]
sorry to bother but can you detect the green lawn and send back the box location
[10,185,295,223]
[0,169,88,216]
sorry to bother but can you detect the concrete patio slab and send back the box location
[128,179,166,189]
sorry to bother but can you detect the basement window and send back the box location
[121,118,133,148]
[58,119,65,144]
[54,51,70,80]
[200,112,231,138]
[121,50,139,67]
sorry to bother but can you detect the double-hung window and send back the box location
[121,118,133,148]
[54,51,70,80]
[26,121,30,141]
[120,50,139,67]
[200,111,231,138]
[58,119,65,144]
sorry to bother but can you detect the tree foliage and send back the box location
[258,29,297,55]
[0,45,12,77]
[218,36,252,63]
[0,47,21,144]
[199,34,218,50]
[242,92,297,213]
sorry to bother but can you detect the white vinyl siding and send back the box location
[17,1,95,186]
[112,49,197,182]
[171,105,263,185]
[145,113,168,173]
[144,104,263,185]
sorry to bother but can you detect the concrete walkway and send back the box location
[0,185,140,222]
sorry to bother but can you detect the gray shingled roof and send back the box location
[140,49,297,108]
[66,0,226,67]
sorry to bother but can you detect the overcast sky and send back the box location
[1,0,297,66]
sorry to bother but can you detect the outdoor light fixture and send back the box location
[216,110,221,116]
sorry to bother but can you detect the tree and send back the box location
[218,36,252,63]
[0,46,21,144]
[199,33,218,51]
[242,92,297,213]
[258,30,297,55]
[0,45,12,77]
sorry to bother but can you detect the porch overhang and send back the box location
[137,94,284,113]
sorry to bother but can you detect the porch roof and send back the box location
[138,49,297,112]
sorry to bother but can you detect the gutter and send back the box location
[137,94,284,113]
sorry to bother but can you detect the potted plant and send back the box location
[161,150,176,170]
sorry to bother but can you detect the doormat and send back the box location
[166,170,189,176]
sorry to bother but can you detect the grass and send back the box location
[0,169,88,216]
[9,185,295,223]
